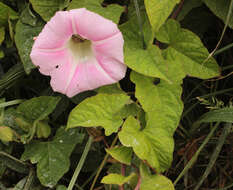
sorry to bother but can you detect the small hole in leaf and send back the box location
[55,65,59,69]
[153,78,160,85]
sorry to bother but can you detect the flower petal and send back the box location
[30,49,69,75]
[33,11,73,49]
[49,55,74,94]
[70,9,119,41]
[66,58,118,97]
[92,32,124,63]
[96,55,127,81]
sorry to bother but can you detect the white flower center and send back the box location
[67,34,94,63]
[64,34,96,93]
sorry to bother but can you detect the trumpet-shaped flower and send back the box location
[30,8,126,97]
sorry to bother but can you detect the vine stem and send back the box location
[0,99,25,109]
[90,135,119,190]
[134,175,141,190]
[214,42,233,56]
[119,164,126,190]
[68,136,93,190]
[170,0,185,19]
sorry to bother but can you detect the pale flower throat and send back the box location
[67,34,94,63]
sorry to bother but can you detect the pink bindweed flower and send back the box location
[30,8,126,97]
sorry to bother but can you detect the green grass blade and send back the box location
[174,122,219,185]
[194,123,232,190]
